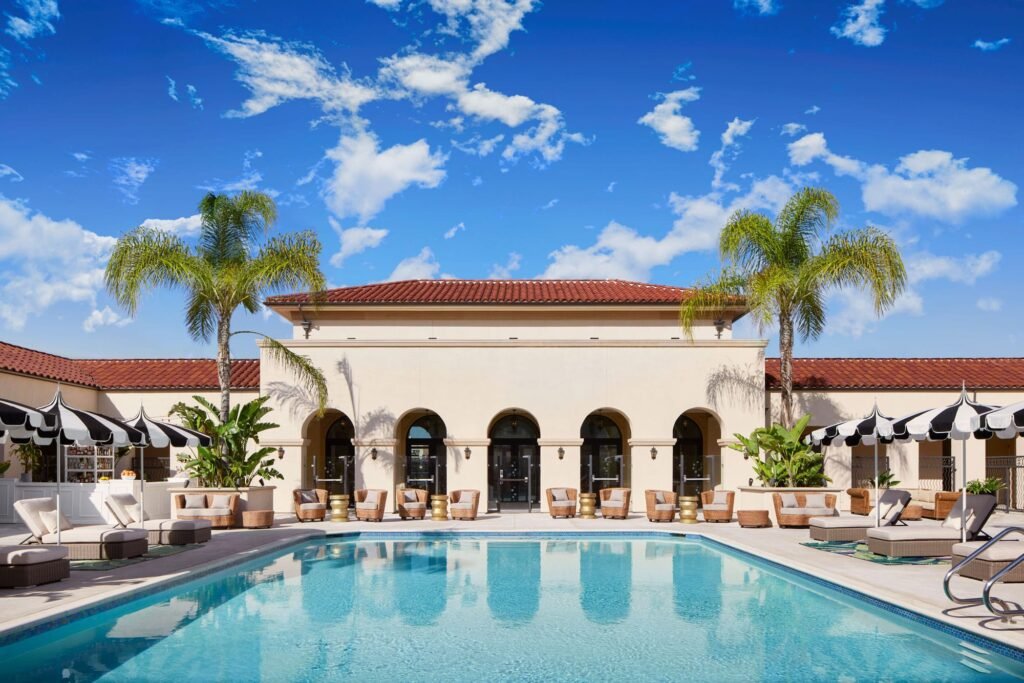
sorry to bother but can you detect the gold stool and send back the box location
[679,495,699,524]
[578,493,598,519]
[430,494,449,521]
[329,494,350,522]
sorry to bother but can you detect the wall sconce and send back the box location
[650,447,657,460]
[714,318,725,339]
[370,447,378,461]
[464,447,471,460]
[277,447,285,460]
[301,319,313,339]
[748,477,754,486]
[557,447,565,460]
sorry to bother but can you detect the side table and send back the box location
[242,509,274,529]
[737,510,771,528]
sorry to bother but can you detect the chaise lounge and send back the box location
[450,489,480,520]
[0,545,70,588]
[952,540,1024,582]
[701,489,735,523]
[866,494,997,558]
[293,488,328,522]
[771,492,837,528]
[106,493,212,545]
[15,497,148,560]
[809,489,912,542]
[355,489,388,522]
[600,488,631,519]
[173,492,240,528]
[397,487,428,519]
[546,487,577,518]
[645,489,677,522]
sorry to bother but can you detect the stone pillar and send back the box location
[443,438,490,512]
[265,438,308,512]
[538,438,583,514]
[352,438,396,504]
[628,440,674,513]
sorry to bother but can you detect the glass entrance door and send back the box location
[490,442,540,512]
[583,445,623,496]
[406,441,445,497]
[323,415,355,502]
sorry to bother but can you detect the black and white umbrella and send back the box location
[976,400,1024,434]
[0,398,53,433]
[127,407,211,525]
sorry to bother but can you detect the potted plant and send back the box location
[966,477,1004,496]
[730,415,831,488]
[0,460,10,478]
[14,442,42,482]
[863,470,900,489]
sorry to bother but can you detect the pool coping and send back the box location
[1,527,1023,665]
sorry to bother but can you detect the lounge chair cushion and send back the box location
[355,502,379,510]
[41,526,147,544]
[952,541,1023,562]
[713,491,729,505]
[781,507,833,517]
[403,490,419,502]
[811,515,875,529]
[551,488,568,501]
[403,502,426,509]
[0,545,69,565]
[141,519,210,532]
[363,491,380,506]
[942,507,977,531]
[655,503,675,511]
[780,493,798,508]
[40,509,73,534]
[654,491,666,504]
[299,490,319,504]
[882,500,905,522]
[804,493,827,508]
[184,494,207,509]
[177,507,231,518]
[456,491,475,503]
[703,503,729,511]
[108,493,149,524]
[867,526,962,542]
[450,502,474,510]
[13,497,54,538]
[551,500,574,508]
[607,489,624,502]
[300,503,327,511]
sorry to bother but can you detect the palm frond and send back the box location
[104,227,201,316]
[242,230,326,300]
[794,287,827,341]
[234,331,328,415]
[198,191,278,266]
[803,227,907,314]
[679,268,748,339]
[719,210,779,273]
[775,187,839,263]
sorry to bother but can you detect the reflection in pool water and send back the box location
[2,536,1023,681]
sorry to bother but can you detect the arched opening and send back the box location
[322,413,355,501]
[580,411,630,501]
[402,412,447,497]
[487,410,540,512]
[673,410,722,500]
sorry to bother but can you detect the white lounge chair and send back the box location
[14,497,148,560]
[106,493,212,546]
[866,495,997,558]
[809,489,912,542]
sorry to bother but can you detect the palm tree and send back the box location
[105,191,328,423]
[680,187,906,428]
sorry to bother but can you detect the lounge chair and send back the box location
[106,493,212,545]
[809,489,912,542]
[173,492,240,528]
[546,487,577,518]
[355,489,388,522]
[645,490,677,522]
[952,540,1024,582]
[771,492,837,528]
[293,488,328,522]
[701,489,735,523]
[450,490,480,520]
[599,488,631,519]
[866,494,997,558]
[0,545,70,588]
[397,487,428,519]
[14,497,148,560]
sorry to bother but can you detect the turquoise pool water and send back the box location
[2,535,1023,681]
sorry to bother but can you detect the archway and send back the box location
[580,411,630,500]
[322,413,355,501]
[400,412,448,497]
[487,410,541,512]
[673,410,722,499]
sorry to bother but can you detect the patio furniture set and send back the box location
[291,487,482,522]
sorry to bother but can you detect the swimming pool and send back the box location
[3,534,1023,681]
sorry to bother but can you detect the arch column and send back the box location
[538,438,583,513]
[444,438,490,511]
[352,438,396,494]
[628,439,674,512]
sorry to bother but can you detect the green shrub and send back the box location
[730,414,831,488]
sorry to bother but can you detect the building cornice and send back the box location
[259,339,769,350]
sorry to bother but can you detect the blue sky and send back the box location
[0,0,1020,360]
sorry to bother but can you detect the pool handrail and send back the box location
[944,526,1024,616]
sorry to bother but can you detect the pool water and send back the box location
[3,535,1023,681]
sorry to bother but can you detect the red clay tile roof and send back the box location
[0,340,259,390]
[766,357,1024,391]
[266,279,706,306]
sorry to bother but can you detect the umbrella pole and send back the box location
[57,442,63,546]
[962,439,967,544]
[138,445,145,529]
[874,439,880,528]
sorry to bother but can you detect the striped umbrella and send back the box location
[0,398,53,433]
[127,408,212,525]
[976,400,1024,434]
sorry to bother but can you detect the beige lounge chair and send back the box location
[546,487,577,518]
[866,495,997,558]
[14,497,148,560]
[600,488,631,519]
[355,489,388,522]
[397,487,428,519]
[771,492,837,528]
[450,490,480,520]
[701,489,735,523]
[0,545,70,588]
[952,540,1024,582]
[293,488,328,522]
[106,492,212,545]
[645,490,677,522]
[809,489,912,542]
[173,492,240,528]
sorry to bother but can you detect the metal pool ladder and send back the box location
[944,526,1024,622]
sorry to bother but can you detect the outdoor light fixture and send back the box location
[370,447,378,461]
[650,447,657,460]
[557,447,565,460]
[714,319,726,339]
[748,478,754,486]
[464,447,471,460]
[277,447,285,460]
[301,320,313,339]
[510,410,519,431]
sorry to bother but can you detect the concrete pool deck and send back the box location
[3,511,1024,652]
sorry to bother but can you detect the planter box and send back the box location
[738,486,844,526]
[168,486,276,526]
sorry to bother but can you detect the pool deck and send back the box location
[3,511,1024,652]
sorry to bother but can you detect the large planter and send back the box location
[168,486,276,526]
[738,486,844,527]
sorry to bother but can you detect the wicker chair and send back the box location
[450,490,480,520]
[546,487,578,518]
[173,492,240,528]
[645,490,678,522]
[847,488,872,515]
[771,492,837,528]
[926,491,961,520]
[355,489,388,522]
[397,487,428,520]
[700,489,735,523]
[293,488,328,522]
[599,488,631,519]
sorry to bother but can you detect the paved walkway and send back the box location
[3,512,1024,652]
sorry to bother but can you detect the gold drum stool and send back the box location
[578,493,598,519]
[431,494,449,521]
[679,495,699,524]
[329,494,350,522]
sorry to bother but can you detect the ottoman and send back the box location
[0,545,71,588]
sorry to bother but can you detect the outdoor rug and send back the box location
[801,540,950,566]
[71,543,199,571]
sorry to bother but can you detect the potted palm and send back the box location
[14,443,42,482]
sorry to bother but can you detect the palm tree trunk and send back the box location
[216,316,232,424]
[779,315,794,429]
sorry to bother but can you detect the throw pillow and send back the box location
[403,490,418,502]
[881,500,905,523]
[551,488,567,501]
[607,489,623,503]
[780,493,798,508]
[184,494,206,509]
[713,491,729,505]
[40,509,72,534]
[654,491,665,504]
[211,494,232,509]
[364,490,379,506]
[804,493,826,508]
[299,490,318,504]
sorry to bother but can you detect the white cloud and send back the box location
[788,132,1018,222]
[471,175,483,186]
[780,122,806,137]
[831,0,886,47]
[5,0,59,41]
[443,221,465,239]
[977,297,1003,312]
[0,197,116,330]
[0,163,23,182]
[71,151,89,162]
[380,53,469,97]
[82,306,131,332]
[805,105,821,115]
[140,214,202,237]
[367,0,402,9]
[426,0,538,61]
[974,38,1010,52]
[166,75,178,101]
[638,88,701,152]
[201,149,274,195]
[110,157,157,204]
[828,287,924,337]
[540,198,559,210]
[607,181,617,193]
[733,0,779,15]
[457,83,536,126]
[323,131,446,224]
[388,246,440,281]
[328,218,388,267]
[710,117,755,191]
[906,251,1001,285]
[451,133,505,157]
[489,252,522,279]
[186,83,203,109]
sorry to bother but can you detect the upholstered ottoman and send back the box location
[0,545,71,588]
